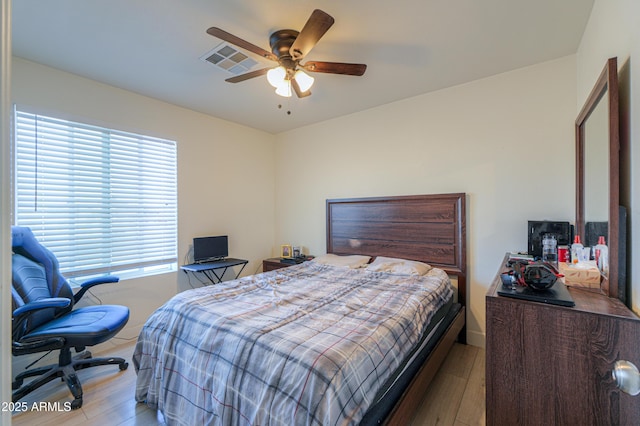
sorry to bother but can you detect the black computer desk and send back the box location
[180,258,248,285]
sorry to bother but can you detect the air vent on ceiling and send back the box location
[200,42,260,75]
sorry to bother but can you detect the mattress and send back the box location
[133,261,454,425]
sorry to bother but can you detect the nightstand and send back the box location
[262,257,302,272]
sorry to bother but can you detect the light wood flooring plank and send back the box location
[455,348,486,425]
[411,371,468,426]
[411,343,486,426]
[440,343,478,379]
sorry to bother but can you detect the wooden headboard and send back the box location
[326,193,467,307]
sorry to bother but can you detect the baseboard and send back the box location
[466,329,486,349]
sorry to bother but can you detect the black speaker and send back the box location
[528,221,573,258]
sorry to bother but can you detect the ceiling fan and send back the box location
[206,9,367,98]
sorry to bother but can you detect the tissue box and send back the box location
[558,261,601,288]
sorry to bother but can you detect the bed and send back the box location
[133,193,467,425]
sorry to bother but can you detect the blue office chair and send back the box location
[11,226,130,409]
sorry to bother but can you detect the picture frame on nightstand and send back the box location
[280,244,292,258]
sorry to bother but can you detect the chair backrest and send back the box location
[11,226,74,339]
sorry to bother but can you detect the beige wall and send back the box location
[577,0,640,315]
[11,58,277,341]
[274,56,577,347]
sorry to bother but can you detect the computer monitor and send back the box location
[193,235,228,263]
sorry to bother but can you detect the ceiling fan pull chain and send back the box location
[277,102,292,116]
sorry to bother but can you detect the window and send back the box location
[13,109,177,280]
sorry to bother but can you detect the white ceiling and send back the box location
[12,0,594,134]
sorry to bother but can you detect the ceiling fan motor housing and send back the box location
[269,29,299,69]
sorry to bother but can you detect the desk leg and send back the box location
[234,263,247,279]
[202,268,225,285]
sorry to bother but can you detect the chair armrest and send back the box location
[73,275,120,303]
[13,298,70,318]
[12,298,71,342]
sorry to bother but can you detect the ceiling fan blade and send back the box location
[291,78,312,98]
[289,9,335,61]
[225,68,271,83]
[302,61,367,76]
[207,27,277,61]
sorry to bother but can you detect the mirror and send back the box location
[575,57,619,298]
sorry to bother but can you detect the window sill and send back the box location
[68,263,177,288]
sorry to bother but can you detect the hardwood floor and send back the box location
[11,342,485,425]
[411,343,486,426]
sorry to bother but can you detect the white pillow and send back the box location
[366,256,432,275]
[311,253,371,269]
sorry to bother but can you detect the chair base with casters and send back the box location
[11,226,131,410]
[12,346,129,410]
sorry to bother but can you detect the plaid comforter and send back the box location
[133,261,453,426]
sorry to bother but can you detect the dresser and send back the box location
[486,254,640,425]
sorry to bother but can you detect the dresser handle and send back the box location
[612,360,640,396]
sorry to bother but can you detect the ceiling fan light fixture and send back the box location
[294,70,314,92]
[267,66,287,88]
[275,80,292,97]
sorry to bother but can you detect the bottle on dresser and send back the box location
[542,234,558,264]
[570,235,584,264]
[594,236,609,274]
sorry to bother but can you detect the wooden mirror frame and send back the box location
[575,57,619,298]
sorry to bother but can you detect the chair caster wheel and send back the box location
[119,361,129,371]
[70,398,83,410]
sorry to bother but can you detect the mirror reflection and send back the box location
[583,98,608,224]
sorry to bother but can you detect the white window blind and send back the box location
[14,110,177,279]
